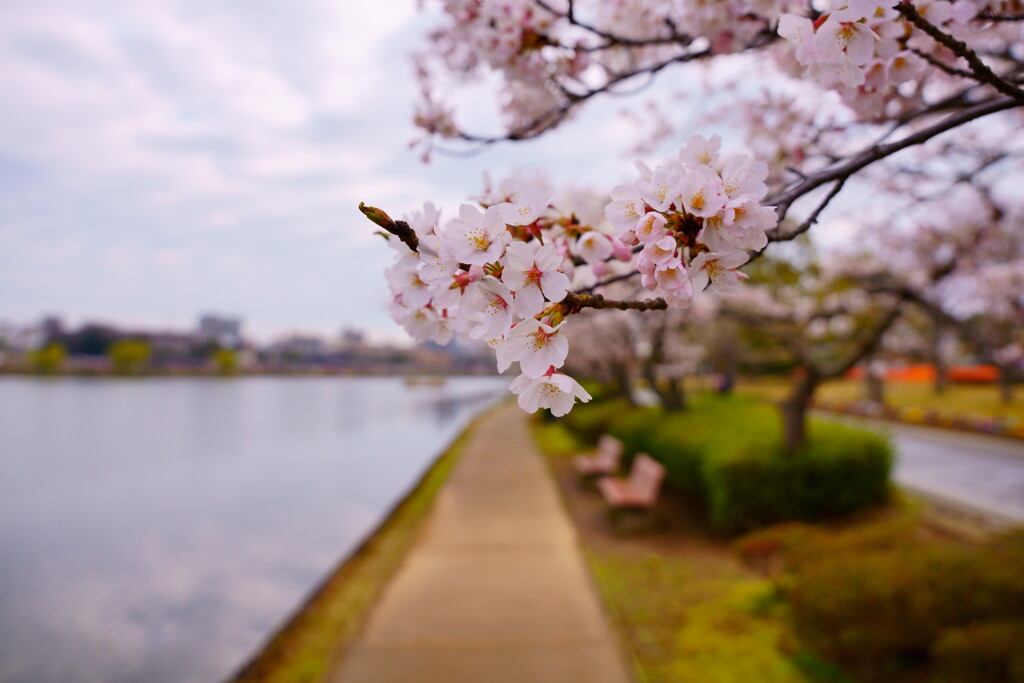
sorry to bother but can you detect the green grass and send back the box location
[738,377,1024,421]
[533,419,811,683]
[230,419,478,683]
[588,552,807,683]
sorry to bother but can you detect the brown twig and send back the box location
[768,177,847,242]
[896,1,1024,104]
[562,292,667,311]
[359,203,419,252]
[770,96,1019,223]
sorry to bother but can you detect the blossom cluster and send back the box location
[385,181,599,416]
[605,134,778,307]
[381,136,775,416]
[414,0,1021,156]
[777,0,984,118]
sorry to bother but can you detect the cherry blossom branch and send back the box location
[455,48,712,144]
[562,291,667,312]
[976,11,1024,22]
[821,304,902,379]
[768,177,847,242]
[909,48,976,80]
[359,204,419,252]
[768,96,1020,225]
[535,0,692,49]
[576,270,640,294]
[895,1,1024,104]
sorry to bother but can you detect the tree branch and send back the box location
[535,0,692,49]
[768,177,847,242]
[562,292,667,311]
[455,47,712,144]
[896,1,1024,104]
[821,304,902,379]
[769,96,1020,225]
[576,270,639,293]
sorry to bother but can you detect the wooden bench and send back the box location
[598,453,665,528]
[572,435,623,479]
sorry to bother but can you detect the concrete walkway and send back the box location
[331,405,632,683]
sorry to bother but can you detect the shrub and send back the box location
[564,394,893,532]
[788,530,1024,679]
[932,620,1024,682]
[705,421,892,532]
[604,407,661,466]
[788,545,976,670]
[560,397,633,444]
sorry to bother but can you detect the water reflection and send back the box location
[0,376,504,683]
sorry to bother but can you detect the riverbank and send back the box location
[231,408,486,683]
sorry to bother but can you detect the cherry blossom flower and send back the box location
[680,133,721,167]
[679,166,726,218]
[501,241,571,317]
[605,184,647,235]
[385,258,432,308]
[643,235,679,267]
[637,165,683,212]
[391,302,455,345]
[499,183,549,227]
[813,13,880,68]
[441,204,512,266]
[655,260,692,295]
[504,319,569,377]
[689,250,751,294]
[406,201,441,242]
[778,14,819,66]
[575,231,614,265]
[509,371,592,417]
[635,211,669,243]
[467,276,515,341]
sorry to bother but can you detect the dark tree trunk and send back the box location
[999,365,1014,405]
[931,333,948,395]
[934,360,948,395]
[610,363,637,406]
[782,367,819,452]
[866,362,885,405]
[641,362,686,412]
[661,378,687,411]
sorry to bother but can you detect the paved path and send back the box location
[825,414,1024,528]
[331,405,632,683]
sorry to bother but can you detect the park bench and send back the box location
[572,435,623,479]
[597,453,665,524]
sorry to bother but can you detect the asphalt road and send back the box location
[824,414,1024,528]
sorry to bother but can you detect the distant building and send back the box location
[148,332,197,359]
[41,316,64,342]
[268,335,328,360]
[197,314,242,348]
[340,327,366,348]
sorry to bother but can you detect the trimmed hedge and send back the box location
[564,394,892,532]
[706,421,893,531]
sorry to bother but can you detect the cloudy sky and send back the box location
[0,0,648,343]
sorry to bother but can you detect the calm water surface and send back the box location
[0,375,505,683]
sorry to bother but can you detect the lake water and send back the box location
[0,375,506,683]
